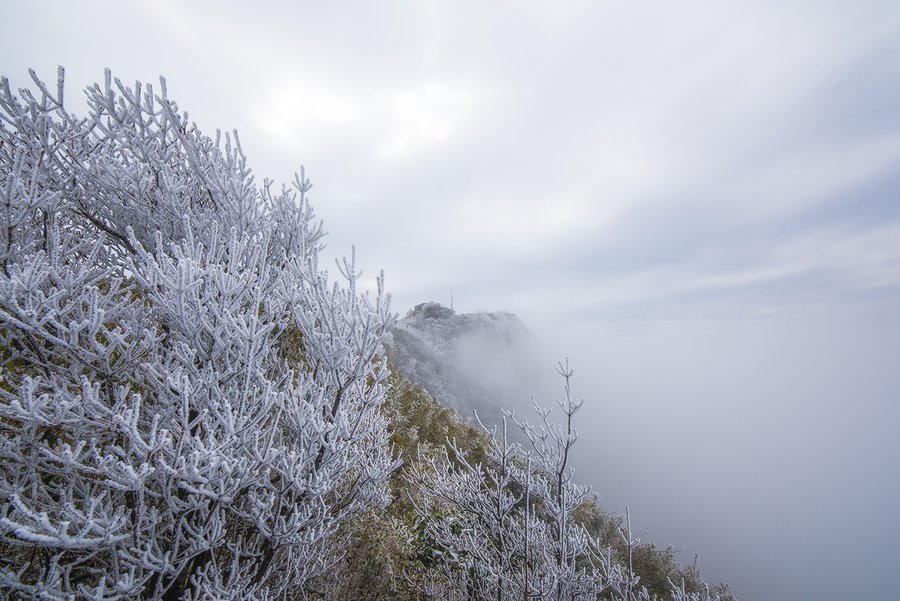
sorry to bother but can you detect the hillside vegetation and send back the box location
[0,69,733,600]
[325,372,736,601]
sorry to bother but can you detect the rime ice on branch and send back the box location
[411,362,722,601]
[0,68,396,600]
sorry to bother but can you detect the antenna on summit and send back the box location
[450,287,454,312]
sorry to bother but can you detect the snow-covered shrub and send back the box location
[411,362,722,601]
[317,370,495,601]
[411,363,627,601]
[0,68,395,600]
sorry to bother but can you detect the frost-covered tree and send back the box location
[412,365,628,601]
[0,68,396,600]
[412,419,534,600]
[412,363,720,601]
[508,360,608,599]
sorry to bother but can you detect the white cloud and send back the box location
[252,74,482,162]
[374,78,479,161]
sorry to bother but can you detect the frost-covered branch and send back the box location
[0,68,396,600]
[411,363,717,601]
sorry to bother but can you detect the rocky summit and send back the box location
[386,302,545,425]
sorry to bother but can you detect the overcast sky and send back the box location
[3,2,899,600]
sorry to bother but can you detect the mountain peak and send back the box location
[386,301,541,423]
[404,301,456,320]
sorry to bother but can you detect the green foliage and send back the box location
[316,370,491,600]
[383,369,489,463]
[323,511,418,601]
[573,497,623,550]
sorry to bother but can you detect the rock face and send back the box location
[386,302,544,425]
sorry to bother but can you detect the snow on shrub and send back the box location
[0,68,395,600]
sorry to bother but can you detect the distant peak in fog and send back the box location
[401,301,533,343]
[404,301,457,320]
[387,302,542,424]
